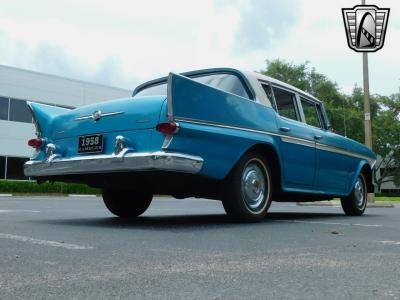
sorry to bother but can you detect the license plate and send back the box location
[78,134,103,154]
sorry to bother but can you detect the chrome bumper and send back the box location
[24,151,204,177]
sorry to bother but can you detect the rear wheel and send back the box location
[102,188,153,218]
[341,173,367,216]
[222,152,272,222]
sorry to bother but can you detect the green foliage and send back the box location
[260,59,400,190]
[261,59,312,92]
[373,94,400,190]
[375,196,400,202]
[0,180,100,194]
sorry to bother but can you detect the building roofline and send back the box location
[0,64,132,93]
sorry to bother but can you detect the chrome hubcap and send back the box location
[241,162,266,211]
[354,177,365,207]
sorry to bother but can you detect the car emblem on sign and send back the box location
[92,110,102,121]
[342,5,390,52]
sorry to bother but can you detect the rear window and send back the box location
[135,73,250,99]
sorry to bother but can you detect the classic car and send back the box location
[24,68,376,222]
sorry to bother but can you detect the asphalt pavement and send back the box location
[0,196,399,300]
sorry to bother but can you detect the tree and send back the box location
[373,94,400,191]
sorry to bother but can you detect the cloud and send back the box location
[0,30,137,89]
[234,0,299,53]
[0,0,398,96]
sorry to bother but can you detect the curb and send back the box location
[367,203,396,208]
[0,194,13,197]
[297,201,396,208]
[68,194,98,198]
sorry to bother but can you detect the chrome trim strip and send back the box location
[24,151,203,177]
[174,117,376,165]
[316,143,375,166]
[174,117,282,137]
[74,111,124,121]
[167,73,174,121]
[161,135,174,149]
[280,136,315,148]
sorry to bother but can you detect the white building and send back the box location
[0,65,132,180]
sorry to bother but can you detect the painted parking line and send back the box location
[0,210,41,213]
[380,241,400,245]
[0,233,94,250]
[275,220,383,227]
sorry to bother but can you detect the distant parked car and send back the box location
[24,68,376,222]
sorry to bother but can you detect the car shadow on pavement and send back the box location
[30,211,363,230]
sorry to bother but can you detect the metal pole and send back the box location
[361,0,374,203]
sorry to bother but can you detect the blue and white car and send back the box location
[24,68,376,222]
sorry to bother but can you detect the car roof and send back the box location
[133,67,322,105]
[238,68,322,104]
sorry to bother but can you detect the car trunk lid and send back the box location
[50,96,167,140]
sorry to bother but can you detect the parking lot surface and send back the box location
[0,196,399,299]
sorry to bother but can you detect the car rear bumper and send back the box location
[24,151,204,177]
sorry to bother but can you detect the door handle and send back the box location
[279,127,291,132]
[314,135,323,140]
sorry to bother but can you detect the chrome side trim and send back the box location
[316,143,376,166]
[174,117,376,165]
[24,151,204,177]
[74,111,124,121]
[174,117,282,138]
[280,136,315,148]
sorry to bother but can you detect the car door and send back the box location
[299,97,349,193]
[267,85,316,187]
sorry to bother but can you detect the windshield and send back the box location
[135,73,250,99]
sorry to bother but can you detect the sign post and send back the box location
[361,0,374,203]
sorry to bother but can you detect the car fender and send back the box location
[347,160,374,195]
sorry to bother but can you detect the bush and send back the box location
[0,180,100,195]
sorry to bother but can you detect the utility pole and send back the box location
[361,0,374,202]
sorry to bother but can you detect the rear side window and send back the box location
[136,73,250,99]
[300,98,322,128]
[272,87,299,121]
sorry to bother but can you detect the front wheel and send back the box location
[341,173,367,216]
[102,188,153,218]
[222,152,272,222]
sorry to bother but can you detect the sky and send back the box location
[0,0,399,96]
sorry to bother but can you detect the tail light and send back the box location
[28,138,44,149]
[156,121,179,135]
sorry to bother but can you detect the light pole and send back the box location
[361,0,374,202]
